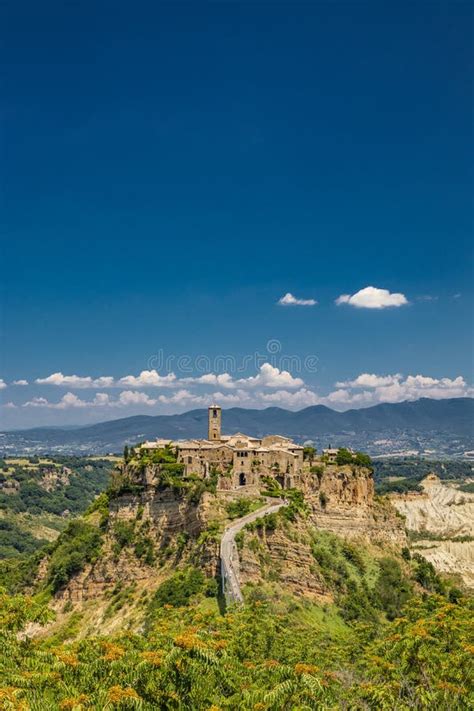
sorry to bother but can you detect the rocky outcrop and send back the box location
[391,475,474,587]
[298,465,405,546]
[239,521,330,601]
[37,458,401,635]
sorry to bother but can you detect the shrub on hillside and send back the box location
[149,567,215,609]
[47,521,102,592]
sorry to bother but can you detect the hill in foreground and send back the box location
[1,445,472,709]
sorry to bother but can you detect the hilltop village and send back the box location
[137,405,344,490]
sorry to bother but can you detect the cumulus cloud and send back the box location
[325,373,472,408]
[118,370,177,388]
[118,391,157,406]
[259,388,320,408]
[23,390,160,409]
[35,372,115,388]
[183,373,236,389]
[30,365,304,392]
[237,363,304,389]
[336,286,408,309]
[278,292,317,306]
[13,379,29,386]
[336,373,402,389]
[181,364,304,390]
[157,389,207,406]
[34,370,177,389]
[0,379,6,389]
[24,392,89,409]
[13,365,471,416]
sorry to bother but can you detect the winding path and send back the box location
[220,498,287,604]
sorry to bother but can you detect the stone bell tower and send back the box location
[208,405,222,441]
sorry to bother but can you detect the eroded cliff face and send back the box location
[237,467,405,600]
[37,460,405,635]
[58,489,207,606]
[238,520,331,601]
[299,465,406,546]
[391,474,474,588]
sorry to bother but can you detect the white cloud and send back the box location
[24,392,87,409]
[13,379,29,386]
[118,370,177,388]
[30,365,304,393]
[237,363,304,389]
[35,372,115,388]
[23,392,112,409]
[325,373,472,408]
[336,286,408,309]
[3,402,17,409]
[118,390,157,406]
[278,292,317,306]
[34,369,177,389]
[15,364,472,417]
[259,388,321,408]
[0,379,6,389]
[181,364,304,390]
[183,373,236,389]
[157,389,206,406]
[336,373,402,389]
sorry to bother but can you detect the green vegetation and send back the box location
[0,457,114,518]
[281,488,308,521]
[0,586,471,709]
[0,457,114,563]
[335,448,372,468]
[373,457,474,480]
[335,447,354,465]
[47,520,103,592]
[148,567,216,610]
[0,518,47,558]
[225,496,264,520]
[376,478,423,494]
[0,452,471,708]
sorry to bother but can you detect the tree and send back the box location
[303,446,316,462]
[373,557,412,619]
[335,448,353,466]
[353,451,372,468]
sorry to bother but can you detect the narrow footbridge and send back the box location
[220,499,287,604]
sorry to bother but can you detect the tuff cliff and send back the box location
[31,456,406,637]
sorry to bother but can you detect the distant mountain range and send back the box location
[1,398,473,458]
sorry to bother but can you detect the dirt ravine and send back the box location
[391,474,474,588]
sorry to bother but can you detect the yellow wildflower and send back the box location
[101,642,125,661]
[107,686,140,703]
[59,694,89,710]
[174,633,205,650]
[140,651,163,666]
[294,663,318,675]
[54,650,79,667]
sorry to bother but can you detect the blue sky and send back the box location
[1,1,473,428]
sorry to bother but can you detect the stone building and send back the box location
[140,405,304,490]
